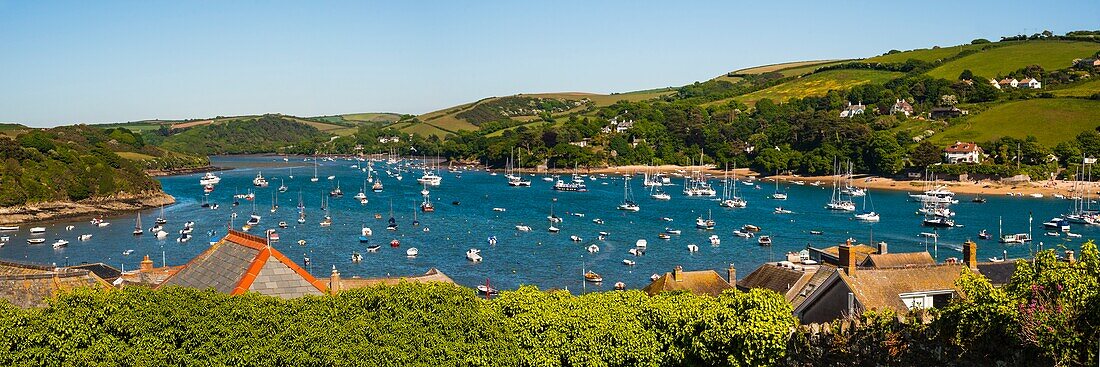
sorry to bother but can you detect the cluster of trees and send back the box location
[147,115,331,156]
[788,243,1099,366]
[455,96,582,126]
[0,284,794,366]
[0,126,166,207]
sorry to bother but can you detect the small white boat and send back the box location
[665,228,681,235]
[30,227,46,234]
[406,247,419,257]
[709,235,720,245]
[587,244,599,253]
[476,285,499,295]
[155,230,168,239]
[1046,232,1061,237]
[515,225,531,232]
[1029,193,1044,198]
[687,244,699,252]
[628,248,641,256]
[52,239,69,248]
[65,225,74,231]
[919,232,939,238]
[122,249,135,256]
[1067,232,1082,238]
[757,235,772,246]
[635,239,648,248]
[592,219,604,225]
[733,230,753,238]
[570,235,582,242]
[0,226,19,231]
[622,259,636,266]
[548,226,560,233]
[661,217,674,222]
[78,234,92,241]
[773,207,793,214]
[492,207,506,212]
[855,211,880,222]
[27,238,46,244]
[466,248,483,262]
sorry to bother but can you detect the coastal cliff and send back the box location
[0,191,175,225]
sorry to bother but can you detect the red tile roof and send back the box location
[945,141,982,153]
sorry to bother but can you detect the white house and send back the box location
[990,78,1001,89]
[1018,78,1042,89]
[378,136,400,144]
[998,78,1019,88]
[604,117,635,134]
[890,99,914,117]
[944,141,983,164]
[839,101,866,118]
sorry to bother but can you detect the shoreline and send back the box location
[0,191,176,226]
[145,165,225,177]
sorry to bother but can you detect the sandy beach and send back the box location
[518,164,1092,199]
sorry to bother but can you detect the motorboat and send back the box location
[27,238,46,244]
[635,239,648,248]
[658,233,671,240]
[278,221,288,228]
[757,235,772,246]
[199,172,221,186]
[0,226,18,231]
[628,248,642,256]
[548,225,560,233]
[855,211,880,222]
[584,271,603,283]
[367,244,381,252]
[406,247,419,257]
[78,234,92,241]
[733,230,753,238]
[687,244,699,252]
[742,224,761,232]
[709,235,720,245]
[978,229,992,240]
[592,218,605,225]
[253,172,269,187]
[466,248,483,262]
[622,259,636,266]
[695,211,715,230]
[515,225,531,232]
[390,239,401,248]
[570,235,582,242]
[587,244,599,253]
[1042,218,1070,232]
[477,285,499,295]
[922,217,956,228]
[492,207,507,212]
[52,239,69,248]
[417,172,443,186]
[122,249,135,256]
[155,230,168,239]
[774,207,793,214]
[30,227,46,235]
[1000,233,1031,243]
[351,252,363,263]
[665,228,681,235]
[487,236,497,245]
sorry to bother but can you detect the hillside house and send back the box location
[839,101,866,118]
[890,99,914,117]
[998,78,1019,88]
[944,141,983,164]
[990,78,1001,89]
[569,138,590,148]
[378,136,400,143]
[1018,78,1042,89]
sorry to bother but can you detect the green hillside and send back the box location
[931,98,1100,146]
[925,41,1100,79]
[865,43,991,63]
[1051,78,1100,97]
[152,115,331,155]
[730,69,903,105]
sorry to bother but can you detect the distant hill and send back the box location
[148,114,331,156]
[924,40,1099,80]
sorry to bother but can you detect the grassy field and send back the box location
[729,69,903,105]
[925,41,1100,80]
[1050,78,1100,97]
[931,98,1100,146]
[712,60,847,83]
[864,43,992,63]
[338,113,403,123]
[113,151,157,160]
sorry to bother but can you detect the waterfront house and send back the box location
[839,101,866,118]
[0,259,111,308]
[793,242,972,323]
[642,265,735,296]
[159,230,328,299]
[944,141,983,164]
[889,99,914,117]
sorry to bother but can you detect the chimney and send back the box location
[329,265,341,294]
[877,241,888,255]
[962,240,977,269]
[673,265,683,282]
[140,255,154,271]
[727,263,736,286]
[1065,250,1076,264]
[839,239,856,275]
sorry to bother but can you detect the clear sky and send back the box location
[2,1,1097,126]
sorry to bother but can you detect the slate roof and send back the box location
[736,263,817,301]
[976,261,1017,286]
[67,263,122,282]
[839,264,965,314]
[117,266,184,288]
[811,244,878,265]
[0,259,110,308]
[790,264,837,309]
[861,252,936,268]
[159,230,326,298]
[642,269,733,297]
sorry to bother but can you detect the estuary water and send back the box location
[0,155,1089,291]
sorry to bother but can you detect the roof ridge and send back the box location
[231,247,272,295]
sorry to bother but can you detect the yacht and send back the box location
[406,247,419,257]
[252,172,269,187]
[709,235,720,245]
[466,248,483,262]
[552,180,588,192]
[418,171,443,186]
[757,235,772,246]
[27,238,46,244]
[695,210,715,230]
[617,177,640,212]
[719,167,747,208]
[372,179,383,192]
[199,172,221,186]
[52,239,69,248]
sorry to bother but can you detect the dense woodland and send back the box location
[0,244,1095,366]
[0,126,205,207]
[146,115,332,156]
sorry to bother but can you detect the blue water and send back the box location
[0,155,1090,291]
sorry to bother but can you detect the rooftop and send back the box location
[862,252,936,268]
[840,264,965,314]
[737,263,817,301]
[0,259,110,308]
[643,268,733,297]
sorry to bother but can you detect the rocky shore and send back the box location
[0,191,176,226]
[145,165,223,177]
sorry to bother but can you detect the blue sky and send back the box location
[2,1,1097,126]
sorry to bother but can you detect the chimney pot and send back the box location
[140,255,154,271]
[839,240,856,275]
[1065,250,1076,263]
[330,265,341,294]
[727,263,736,286]
[877,241,888,255]
[673,265,684,282]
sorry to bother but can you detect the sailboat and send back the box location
[288,166,293,179]
[310,158,320,182]
[412,202,421,226]
[854,189,880,222]
[548,203,561,232]
[354,179,367,200]
[770,171,788,200]
[825,159,856,211]
[329,181,343,197]
[297,192,306,224]
[650,183,671,200]
[839,161,866,197]
[720,165,747,208]
[270,191,279,213]
[372,177,384,192]
[278,179,288,193]
[319,196,332,227]
[132,213,144,235]
[387,200,398,231]
[421,184,435,212]
[617,176,640,211]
